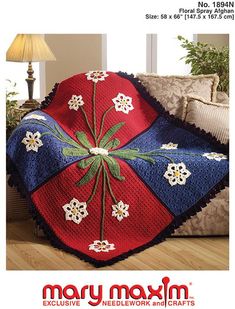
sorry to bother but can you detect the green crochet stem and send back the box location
[148,153,174,164]
[97,106,115,141]
[80,106,96,142]
[87,165,102,205]
[100,161,106,241]
[104,168,118,204]
[92,83,98,146]
[143,149,202,157]
[80,82,99,147]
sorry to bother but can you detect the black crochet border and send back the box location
[7,72,229,268]
[40,83,59,109]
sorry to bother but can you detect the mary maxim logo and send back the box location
[42,276,195,307]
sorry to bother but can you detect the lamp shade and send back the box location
[6,34,56,62]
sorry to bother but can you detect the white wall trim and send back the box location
[151,34,158,73]
[146,34,157,73]
[101,34,107,70]
[193,34,198,43]
[146,34,152,72]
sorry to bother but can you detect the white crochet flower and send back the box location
[89,240,115,253]
[112,201,129,222]
[68,95,84,111]
[112,93,134,114]
[85,70,109,83]
[62,198,88,225]
[23,114,46,121]
[89,147,109,156]
[21,131,43,152]
[160,142,178,150]
[164,162,191,186]
[202,152,227,161]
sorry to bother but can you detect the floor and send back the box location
[6,220,229,270]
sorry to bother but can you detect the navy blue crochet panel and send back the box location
[7,111,86,192]
[120,116,229,216]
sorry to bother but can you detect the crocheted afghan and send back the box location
[7,71,229,267]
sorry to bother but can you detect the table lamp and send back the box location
[6,34,56,108]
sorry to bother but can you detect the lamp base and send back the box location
[21,99,40,109]
[21,62,40,109]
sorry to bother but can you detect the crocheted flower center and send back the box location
[29,139,35,145]
[71,207,78,215]
[174,171,180,177]
[121,99,128,105]
[89,147,109,156]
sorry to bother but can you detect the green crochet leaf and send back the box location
[110,148,155,164]
[77,156,96,169]
[135,154,155,164]
[109,148,140,160]
[62,147,89,156]
[54,125,64,138]
[75,131,93,149]
[103,156,125,181]
[76,156,101,186]
[99,122,125,148]
[103,138,120,150]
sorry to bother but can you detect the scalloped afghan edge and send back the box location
[7,155,229,268]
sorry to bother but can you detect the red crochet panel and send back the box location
[31,159,173,261]
[44,72,158,147]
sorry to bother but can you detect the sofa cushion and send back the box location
[216,91,229,105]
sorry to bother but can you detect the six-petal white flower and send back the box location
[202,152,227,161]
[68,95,84,111]
[85,70,109,83]
[23,114,46,121]
[160,142,178,150]
[62,198,88,225]
[112,201,129,222]
[21,131,43,152]
[164,162,191,186]
[89,240,115,252]
[112,93,134,114]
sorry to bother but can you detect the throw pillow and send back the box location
[137,73,219,116]
[182,96,229,144]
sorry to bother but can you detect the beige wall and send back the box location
[43,33,229,94]
[45,34,103,93]
[197,34,229,48]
